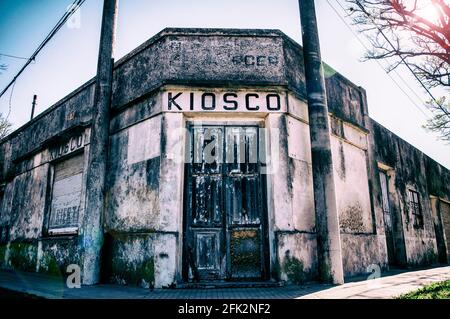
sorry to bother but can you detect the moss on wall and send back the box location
[0,244,6,267]
[283,250,305,284]
[8,242,37,272]
[102,232,156,287]
[111,257,155,288]
[37,238,80,278]
[39,253,63,277]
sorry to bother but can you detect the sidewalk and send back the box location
[0,266,449,299]
[298,265,450,299]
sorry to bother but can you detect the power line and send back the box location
[0,0,86,100]
[326,0,431,119]
[0,53,30,60]
[330,0,431,118]
[333,0,428,105]
[352,0,449,117]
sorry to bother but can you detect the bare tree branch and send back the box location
[347,0,450,88]
[346,0,450,140]
[0,113,12,139]
[0,61,7,75]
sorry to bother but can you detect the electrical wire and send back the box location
[334,0,429,105]
[0,0,86,100]
[352,0,449,116]
[0,53,30,60]
[6,80,15,121]
[326,0,432,119]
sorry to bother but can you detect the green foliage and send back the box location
[423,96,450,142]
[111,257,155,287]
[8,243,37,272]
[398,280,450,299]
[39,253,63,277]
[323,63,337,78]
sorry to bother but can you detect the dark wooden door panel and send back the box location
[194,230,222,280]
[193,127,223,174]
[225,176,261,225]
[192,175,222,226]
[225,127,258,174]
[229,229,262,279]
[184,124,266,282]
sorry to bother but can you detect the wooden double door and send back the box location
[183,125,268,282]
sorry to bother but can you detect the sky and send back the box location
[0,0,448,168]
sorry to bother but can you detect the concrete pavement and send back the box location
[298,265,450,299]
[0,265,448,299]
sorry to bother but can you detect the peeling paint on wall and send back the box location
[0,29,448,287]
[127,116,161,165]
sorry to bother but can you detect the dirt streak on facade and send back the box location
[0,29,449,288]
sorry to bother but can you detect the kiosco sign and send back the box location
[163,91,286,112]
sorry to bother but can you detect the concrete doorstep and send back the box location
[0,265,449,299]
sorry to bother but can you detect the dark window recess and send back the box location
[48,153,84,235]
[379,172,390,215]
[408,189,424,228]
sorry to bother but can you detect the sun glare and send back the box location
[418,3,440,23]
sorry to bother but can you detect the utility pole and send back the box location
[81,0,118,285]
[30,94,37,120]
[298,0,344,284]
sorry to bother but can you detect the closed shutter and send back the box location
[48,153,84,235]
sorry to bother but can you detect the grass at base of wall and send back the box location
[398,280,450,299]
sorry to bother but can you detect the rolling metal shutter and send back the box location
[48,153,84,235]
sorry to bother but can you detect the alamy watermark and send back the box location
[365,264,382,289]
[165,125,281,175]
[66,264,81,288]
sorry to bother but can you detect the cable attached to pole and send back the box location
[0,0,86,100]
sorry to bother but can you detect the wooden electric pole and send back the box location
[30,94,37,120]
[298,0,344,284]
[81,0,118,285]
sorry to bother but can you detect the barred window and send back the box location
[408,190,423,228]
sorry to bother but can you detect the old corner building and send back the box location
[0,29,449,288]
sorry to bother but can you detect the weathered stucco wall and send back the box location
[0,127,90,278]
[112,28,307,110]
[265,93,318,283]
[106,115,162,232]
[327,80,388,277]
[0,28,448,288]
[325,68,366,129]
[372,120,448,267]
[104,92,184,287]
